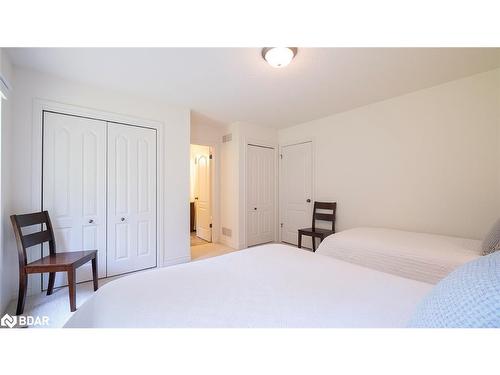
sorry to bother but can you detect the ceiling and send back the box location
[7,48,500,128]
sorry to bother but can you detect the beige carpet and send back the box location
[191,242,238,261]
[191,232,209,246]
[4,276,120,328]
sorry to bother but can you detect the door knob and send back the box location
[121,217,125,222]
[88,219,94,224]
[254,207,257,210]
[306,199,311,203]
[195,197,199,200]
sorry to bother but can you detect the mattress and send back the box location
[65,244,432,328]
[316,227,481,284]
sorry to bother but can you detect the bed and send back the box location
[316,227,481,284]
[65,243,432,328]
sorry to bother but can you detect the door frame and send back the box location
[190,139,220,244]
[278,138,315,245]
[243,137,278,249]
[31,99,164,293]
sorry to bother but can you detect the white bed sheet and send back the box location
[65,244,432,328]
[316,227,481,284]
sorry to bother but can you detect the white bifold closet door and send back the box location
[43,112,107,288]
[107,123,157,276]
[246,144,275,247]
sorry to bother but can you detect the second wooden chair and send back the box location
[298,201,336,252]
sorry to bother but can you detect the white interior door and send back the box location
[107,123,157,276]
[280,141,313,247]
[195,151,212,241]
[42,112,107,288]
[247,144,275,247]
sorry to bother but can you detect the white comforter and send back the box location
[316,228,481,284]
[65,244,432,328]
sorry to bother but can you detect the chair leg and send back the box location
[298,232,302,248]
[91,256,99,292]
[47,272,56,296]
[67,268,77,312]
[312,236,316,252]
[16,272,28,316]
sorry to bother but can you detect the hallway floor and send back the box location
[190,232,209,246]
[191,242,238,261]
[190,231,238,260]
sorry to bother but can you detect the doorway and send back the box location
[189,142,237,261]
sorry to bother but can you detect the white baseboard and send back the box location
[163,255,191,267]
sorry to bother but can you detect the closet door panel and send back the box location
[246,146,260,246]
[42,112,107,288]
[246,145,275,247]
[258,147,275,244]
[136,132,156,260]
[107,123,157,276]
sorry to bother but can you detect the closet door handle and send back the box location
[88,219,94,224]
[121,217,126,222]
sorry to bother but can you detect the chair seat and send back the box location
[25,250,97,271]
[298,228,334,237]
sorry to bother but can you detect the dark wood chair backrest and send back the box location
[312,202,336,231]
[10,211,57,268]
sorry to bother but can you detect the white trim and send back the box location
[278,138,315,244]
[163,255,191,267]
[31,99,165,292]
[243,137,279,249]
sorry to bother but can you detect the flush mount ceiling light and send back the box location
[262,47,298,68]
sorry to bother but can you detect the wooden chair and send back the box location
[11,211,98,315]
[298,202,336,252]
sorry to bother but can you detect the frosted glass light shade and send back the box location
[262,47,297,68]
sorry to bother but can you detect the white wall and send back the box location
[220,123,240,248]
[279,68,500,240]
[190,112,227,145]
[1,66,191,311]
[220,122,278,249]
[0,48,14,314]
